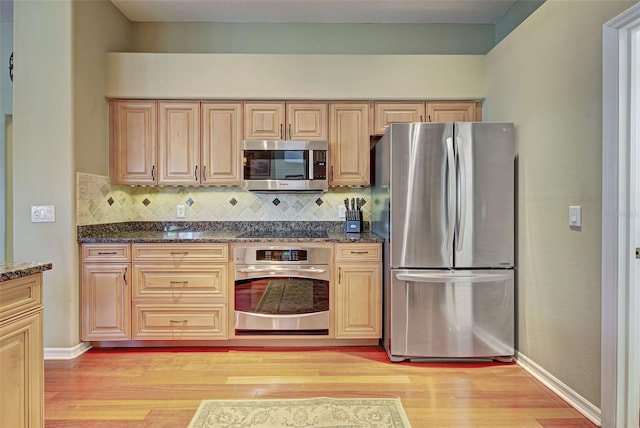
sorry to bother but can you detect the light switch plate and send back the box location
[569,205,582,228]
[31,205,55,223]
[338,205,346,218]
[176,205,186,218]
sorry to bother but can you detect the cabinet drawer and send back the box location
[133,264,227,301]
[81,244,130,262]
[132,243,228,262]
[0,275,43,322]
[132,303,227,340]
[335,244,381,262]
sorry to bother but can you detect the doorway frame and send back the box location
[602,3,640,427]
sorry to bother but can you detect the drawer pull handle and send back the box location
[170,252,189,255]
[98,251,117,255]
[170,281,189,285]
[350,251,369,254]
[170,319,188,324]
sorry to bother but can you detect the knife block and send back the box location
[345,210,362,233]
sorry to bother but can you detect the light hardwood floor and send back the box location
[44,346,596,427]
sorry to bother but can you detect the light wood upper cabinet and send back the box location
[286,103,328,140]
[329,102,370,186]
[244,102,328,140]
[109,100,157,185]
[373,102,425,135]
[426,101,482,123]
[158,101,201,185]
[201,102,243,185]
[244,102,285,139]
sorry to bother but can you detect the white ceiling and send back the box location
[109,0,519,24]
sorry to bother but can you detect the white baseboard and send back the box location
[44,342,92,360]
[516,352,601,426]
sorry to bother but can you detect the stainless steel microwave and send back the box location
[242,140,328,192]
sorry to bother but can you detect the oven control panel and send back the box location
[256,249,307,262]
[234,246,331,265]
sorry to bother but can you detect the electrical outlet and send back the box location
[338,205,346,218]
[176,205,186,218]
[31,205,56,223]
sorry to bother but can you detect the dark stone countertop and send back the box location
[0,262,53,282]
[77,221,383,244]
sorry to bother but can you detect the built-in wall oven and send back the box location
[234,245,330,335]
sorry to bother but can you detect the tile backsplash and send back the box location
[76,173,372,226]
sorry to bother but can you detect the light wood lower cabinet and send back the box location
[131,243,229,340]
[334,243,382,339]
[81,244,132,341]
[80,241,383,343]
[0,274,44,428]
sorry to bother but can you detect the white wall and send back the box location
[484,0,636,407]
[12,0,131,348]
[0,17,12,261]
[14,0,75,348]
[106,53,486,100]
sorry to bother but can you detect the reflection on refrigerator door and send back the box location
[388,270,514,361]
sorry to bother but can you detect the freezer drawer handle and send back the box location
[396,272,511,283]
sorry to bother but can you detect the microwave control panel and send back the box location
[313,150,327,180]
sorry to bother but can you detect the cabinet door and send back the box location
[201,102,243,185]
[426,101,480,123]
[335,263,382,338]
[373,102,425,135]
[0,311,43,428]
[244,102,285,139]
[286,102,328,140]
[158,101,201,185]
[329,103,370,186]
[81,263,131,341]
[109,100,157,185]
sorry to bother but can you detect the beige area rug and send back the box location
[188,397,412,428]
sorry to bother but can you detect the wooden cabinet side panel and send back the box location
[329,103,370,186]
[158,101,201,185]
[81,264,131,341]
[201,102,243,185]
[0,311,43,428]
[110,100,157,185]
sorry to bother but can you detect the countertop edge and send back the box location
[0,262,53,282]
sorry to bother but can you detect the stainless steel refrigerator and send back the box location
[372,122,515,362]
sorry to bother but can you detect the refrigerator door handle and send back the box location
[396,272,512,283]
[445,137,456,255]
[455,135,466,252]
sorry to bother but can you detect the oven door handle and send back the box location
[237,267,327,274]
